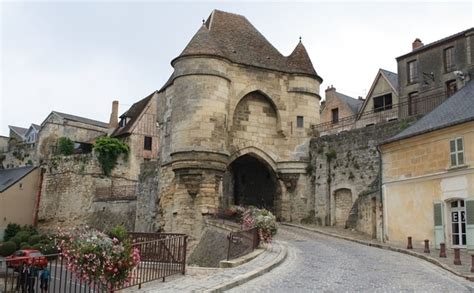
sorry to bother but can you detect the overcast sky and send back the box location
[1,1,472,136]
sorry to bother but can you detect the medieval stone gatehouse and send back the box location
[149,10,322,237]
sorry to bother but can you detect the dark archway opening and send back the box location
[226,154,277,211]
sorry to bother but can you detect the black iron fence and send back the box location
[226,227,260,261]
[0,233,187,292]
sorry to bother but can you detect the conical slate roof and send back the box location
[173,10,321,79]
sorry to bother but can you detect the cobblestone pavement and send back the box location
[229,225,474,292]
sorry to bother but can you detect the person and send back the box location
[16,263,26,291]
[26,264,37,293]
[40,267,51,292]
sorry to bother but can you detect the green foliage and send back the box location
[4,223,21,241]
[28,234,42,245]
[305,163,314,176]
[93,137,129,176]
[16,231,31,243]
[31,243,42,250]
[0,241,17,256]
[58,137,74,155]
[20,242,31,249]
[325,148,337,163]
[10,236,21,249]
[107,225,128,242]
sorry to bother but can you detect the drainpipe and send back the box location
[33,167,45,227]
[327,159,331,226]
[376,145,384,243]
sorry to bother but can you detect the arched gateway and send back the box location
[223,154,279,213]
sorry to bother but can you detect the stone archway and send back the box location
[223,154,278,213]
[334,188,353,227]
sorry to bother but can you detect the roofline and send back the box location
[380,116,474,146]
[166,54,322,93]
[0,166,38,193]
[8,126,27,137]
[396,27,474,60]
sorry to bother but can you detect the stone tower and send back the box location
[155,10,323,237]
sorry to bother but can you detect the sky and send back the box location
[0,1,473,136]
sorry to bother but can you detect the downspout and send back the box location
[33,167,45,227]
[376,145,384,243]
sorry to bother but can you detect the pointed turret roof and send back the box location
[173,10,321,80]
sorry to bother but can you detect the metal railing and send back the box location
[0,234,188,292]
[227,227,260,261]
[313,92,447,134]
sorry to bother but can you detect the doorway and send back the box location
[450,199,466,247]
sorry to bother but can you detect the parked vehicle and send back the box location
[5,249,48,269]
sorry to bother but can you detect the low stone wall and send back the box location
[37,153,137,231]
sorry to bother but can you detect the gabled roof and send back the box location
[173,10,321,80]
[383,81,474,144]
[357,69,399,119]
[0,166,37,193]
[336,92,363,115]
[396,27,473,60]
[31,124,41,131]
[8,126,28,137]
[50,111,109,128]
[111,92,155,137]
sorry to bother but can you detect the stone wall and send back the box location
[308,118,418,238]
[134,160,161,232]
[37,153,137,232]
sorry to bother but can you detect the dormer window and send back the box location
[119,118,127,128]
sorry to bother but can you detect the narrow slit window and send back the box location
[297,116,304,128]
[144,136,152,151]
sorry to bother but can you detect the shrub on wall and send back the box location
[0,241,17,256]
[58,137,75,155]
[93,137,129,176]
[4,223,21,241]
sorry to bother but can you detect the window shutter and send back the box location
[433,201,444,249]
[465,199,474,250]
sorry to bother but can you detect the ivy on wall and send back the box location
[93,137,129,176]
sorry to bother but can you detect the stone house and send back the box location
[0,166,40,239]
[380,80,474,249]
[318,86,363,134]
[0,136,8,154]
[8,125,28,143]
[356,69,399,127]
[37,111,109,161]
[111,94,160,181]
[24,124,41,145]
[396,27,473,117]
[150,9,323,237]
[3,124,40,168]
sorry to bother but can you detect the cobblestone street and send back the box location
[229,226,474,292]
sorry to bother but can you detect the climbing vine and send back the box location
[58,137,74,155]
[93,137,129,176]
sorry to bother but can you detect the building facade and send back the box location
[152,10,323,237]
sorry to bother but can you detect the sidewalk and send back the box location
[283,222,474,282]
[121,240,287,292]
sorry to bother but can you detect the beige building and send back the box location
[380,81,474,249]
[0,166,40,239]
[150,10,323,237]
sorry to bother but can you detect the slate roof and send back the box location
[380,69,399,93]
[383,81,474,144]
[31,124,41,130]
[111,92,155,137]
[9,126,28,137]
[52,111,109,128]
[397,27,474,60]
[336,92,363,114]
[173,10,321,79]
[0,166,36,193]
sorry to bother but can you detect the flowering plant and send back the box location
[224,205,246,221]
[57,226,140,290]
[242,207,278,243]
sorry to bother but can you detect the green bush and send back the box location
[4,223,21,241]
[10,236,21,249]
[31,243,42,250]
[28,235,42,245]
[107,225,128,242]
[0,241,17,256]
[15,231,31,243]
[93,137,129,176]
[58,137,74,155]
[20,242,31,249]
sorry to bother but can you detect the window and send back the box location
[296,116,304,128]
[331,108,339,123]
[446,80,457,97]
[444,47,455,72]
[119,118,127,128]
[407,60,418,83]
[450,137,464,167]
[144,136,152,151]
[373,93,393,112]
[408,92,419,116]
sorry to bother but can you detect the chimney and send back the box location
[412,38,424,51]
[358,96,365,100]
[109,100,119,129]
[325,85,336,92]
